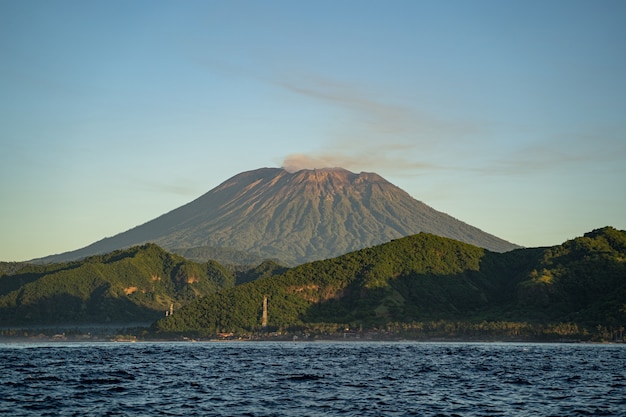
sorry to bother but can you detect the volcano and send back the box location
[34,167,519,265]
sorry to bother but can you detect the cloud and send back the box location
[276,75,481,174]
[277,75,482,138]
[278,78,413,135]
[480,132,626,176]
[282,151,438,174]
[277,74,626,178]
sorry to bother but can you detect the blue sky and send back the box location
[1,0,625,261]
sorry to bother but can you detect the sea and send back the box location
[1,341,625,416]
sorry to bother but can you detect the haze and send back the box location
[1,1,625,261]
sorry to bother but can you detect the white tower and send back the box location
[262,296,268,328]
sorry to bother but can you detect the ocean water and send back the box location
[1,341,625,416]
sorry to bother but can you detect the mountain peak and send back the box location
[290,167,377,187]
[33,167,520,265]
[283,166,386,181]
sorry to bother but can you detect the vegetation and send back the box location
[170,246,267,266]
[154,228,626,341]
[234,259,289,285]
[3,227,624,342]
[515,227,626,327]
[0,244,235,325]
[0,262,30,276]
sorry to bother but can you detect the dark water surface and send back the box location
[1,341,625,416]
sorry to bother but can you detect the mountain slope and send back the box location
[34,167,519,265]
[515,226,626,325]
[154,227,626,337]
[0,244,234,325]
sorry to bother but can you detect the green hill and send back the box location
[3,227,624,341]
[515,226,626,326]
[154,227,626,341]
[0,244,235,325]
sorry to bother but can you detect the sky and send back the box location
[1,0,625,261]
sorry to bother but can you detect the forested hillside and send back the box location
[515,227,626,326]
[3,227,624,341]
[155,227,626,341]
[0,244,234,325]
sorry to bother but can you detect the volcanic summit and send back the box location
[35,168,519,265]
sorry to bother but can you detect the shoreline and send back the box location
[0,333,605,345]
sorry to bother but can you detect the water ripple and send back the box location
[1,342,625,416]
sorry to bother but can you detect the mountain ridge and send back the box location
[3,227,623,341]
[32,167,519,265]
[0,244,235,325]
[155,226,626,340]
